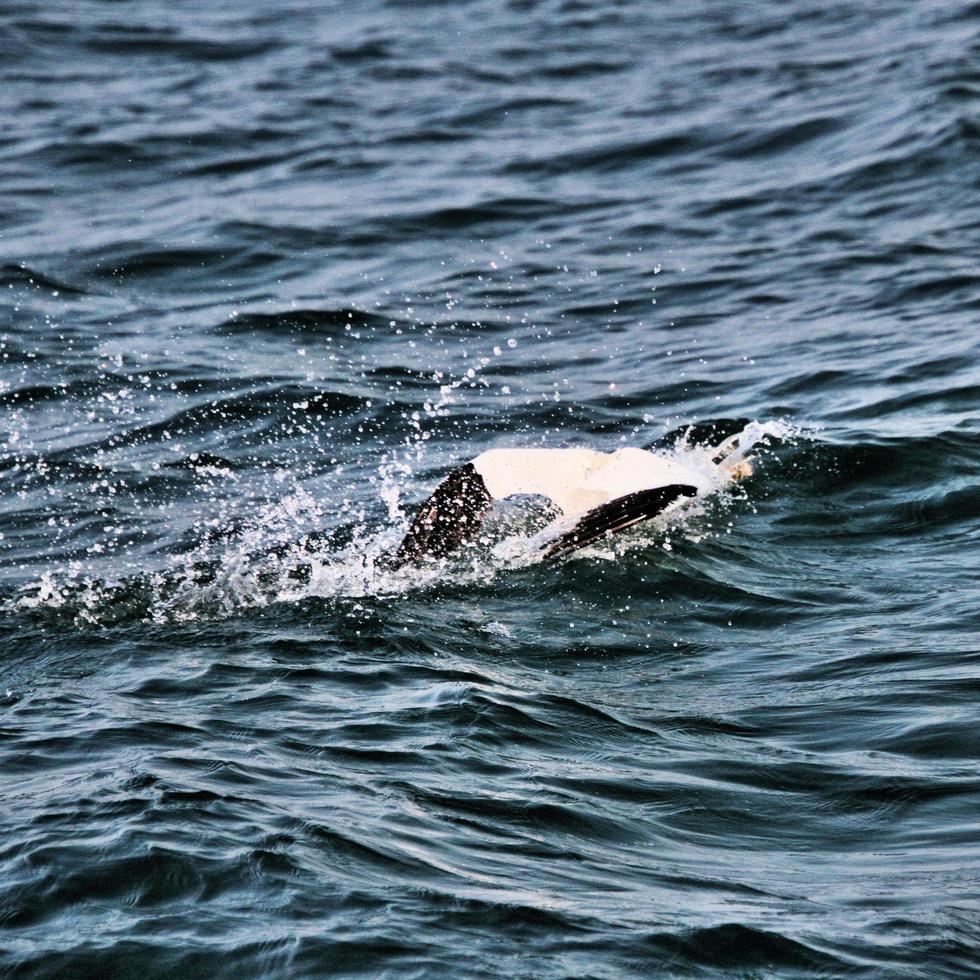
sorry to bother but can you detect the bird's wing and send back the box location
[540,483,697,561]
[387,463,492,568]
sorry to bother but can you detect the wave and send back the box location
[214,308,389,336]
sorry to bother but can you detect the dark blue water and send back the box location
[2,0,979,975]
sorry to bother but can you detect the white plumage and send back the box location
[472,446,715,516]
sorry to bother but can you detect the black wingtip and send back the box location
[541,483,697,561]
[385,463,492,570]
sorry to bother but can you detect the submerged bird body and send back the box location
[389,433,753,569]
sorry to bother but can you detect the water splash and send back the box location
[5,420,798,625]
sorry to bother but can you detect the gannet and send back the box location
[388,432,752,567]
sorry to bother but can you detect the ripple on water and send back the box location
[2,0,980,975]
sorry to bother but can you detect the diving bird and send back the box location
[388,432,752,568]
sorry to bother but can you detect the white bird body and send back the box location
[472,447,712,516]
[389,430,756,567]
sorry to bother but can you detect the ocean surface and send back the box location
[2,0,979,976]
